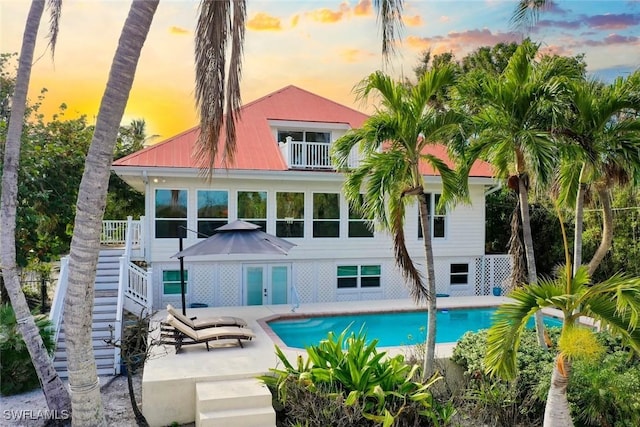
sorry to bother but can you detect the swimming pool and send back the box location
[267,307,563,348]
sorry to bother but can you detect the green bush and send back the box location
[451,328,559,425]
[0,304,56,395]
[260,327,455,427]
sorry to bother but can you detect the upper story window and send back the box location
[197,190,228,237]
[348,195,374,238]
[278,130,331,144]
[276,192,304,238]
[418,193,446,239]
[155,189,187,238]
[238,191,267,230]
[313,193,339,237]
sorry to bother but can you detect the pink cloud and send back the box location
[584,13,640,30]
[582,33,639,46]
[403,14,422,27]
[353,0,372,17]
[406,29,520,57]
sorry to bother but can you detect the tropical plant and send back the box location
[0,0,71,414]
[332,66,466,377]
[555,73,640,276]
[484,206,640,426]
[260,327,451,427]
[0,304,55,396]
[456,39,583,347]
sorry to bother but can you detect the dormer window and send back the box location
[277,130,330,144]
[277,130,333,169]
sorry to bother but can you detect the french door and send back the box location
[244,264,290,305]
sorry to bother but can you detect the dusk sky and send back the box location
[2,0,639,139]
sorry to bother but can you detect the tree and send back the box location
[484,207,640,427]
[456,40,582,347]
[555,73,640,276]
[332,66,465,377]
[62,2,158,424]
[0,0,71,415]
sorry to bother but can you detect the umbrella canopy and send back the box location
[172,220,296,258]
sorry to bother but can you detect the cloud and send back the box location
[306,3,349,24]
[291,14,299,28]
[406,29,520,57]
[340,48,375,63]
[403,14,422,27]
[439,16,450,23]
[538,44,573,57]
[534,19,581,30]
[247,12,282,31]
[584,13,640,30]
[582,33,639,46]
[353,0,372,17]
[169,26,189,35]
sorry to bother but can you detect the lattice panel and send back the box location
[218,263,241,306]
[473,255,513,296]
[192,264,215,306]
[383,261,410,299]
[316,262,336,302]
[293,262,315,303]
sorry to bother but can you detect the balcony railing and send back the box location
[279,138,362,170]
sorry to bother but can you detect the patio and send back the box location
[142,296,508,426]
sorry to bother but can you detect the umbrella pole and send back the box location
[179,237,186,315]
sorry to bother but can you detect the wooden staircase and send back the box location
[53,248,123,377]
[196,379,276,427]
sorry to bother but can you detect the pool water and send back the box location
[268,307,562,348]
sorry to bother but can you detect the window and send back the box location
[238,191,267,230]
[276,192,304,237]
[313,193,339,237]
[163,270,187,295]
[450,264,469,285]
[197,190,228,236]
[337,265,381,289]
[418,193,446,239]
[348,196,373,238]
[278,130,330,144]
[155,189,187,238]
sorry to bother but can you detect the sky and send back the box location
[2,0,639,140]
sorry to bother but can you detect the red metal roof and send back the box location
[113,85,493,178]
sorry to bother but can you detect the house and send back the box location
[111,85,510,312]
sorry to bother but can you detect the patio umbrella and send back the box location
[171,220,296,314]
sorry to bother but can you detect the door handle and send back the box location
[263,289,268,296]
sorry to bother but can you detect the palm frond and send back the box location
[372,0,404,60]
[45,0,62,57]
[510,0,547,29]
[194,0,246,173]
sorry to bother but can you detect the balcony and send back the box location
[279,137,361,170]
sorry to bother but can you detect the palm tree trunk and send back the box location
[0,0,71,414]
[63,1,158,425]
[587,187,613,276]
[418,195,437,378]
[543,355,574,427]
[573,165,587,275]
[517,176,548,349]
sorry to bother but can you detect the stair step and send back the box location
[198,407,276,427]
[196,379,272,413]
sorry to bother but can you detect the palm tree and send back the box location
[0,0,71,414]
[332,66,465,377]
[458,40,582,347]
[556,73,640,276]
[484,209,640,427]
[62,2,158,425]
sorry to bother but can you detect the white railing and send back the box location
[279,138,333,169]
[49,257,69,343]
[101,220,128,245]
[123,261,152,308]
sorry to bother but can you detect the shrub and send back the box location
[260,327,454,427]
[451,328,559,425]
[0,304,55,395]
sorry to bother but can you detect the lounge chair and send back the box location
[166,304,248,329]
[161,314,255,353]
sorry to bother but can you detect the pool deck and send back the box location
[142,296,509,426]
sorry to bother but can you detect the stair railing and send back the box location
[49,256,69,343]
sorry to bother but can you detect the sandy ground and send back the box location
[0,374,191,427]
